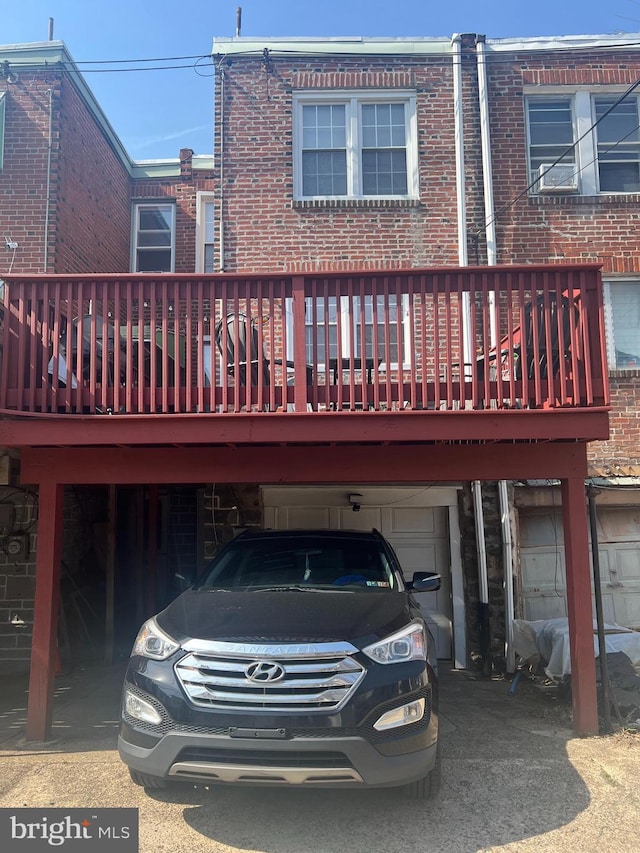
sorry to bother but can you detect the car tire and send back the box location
[403,743,441,800]
[128,768,169,790]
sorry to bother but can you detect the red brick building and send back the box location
[210,33,640,642]
[2,31,638,739]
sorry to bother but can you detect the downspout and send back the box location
[43,87,54,273]
[453,34,490,672]
[217,64,226,272]
[476,35,516,673]
[451,35,473,368]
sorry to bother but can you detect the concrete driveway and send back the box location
[0,664,638,853]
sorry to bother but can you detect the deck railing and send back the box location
[0,266,609,416]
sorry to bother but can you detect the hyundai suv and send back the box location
[118,528,441,798]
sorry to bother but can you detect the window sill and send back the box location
[609,369,640,378]
[292,198,421,210]
[529,193,640,205]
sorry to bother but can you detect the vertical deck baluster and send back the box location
[38,281,50,413]
[371,277,380,412]
[113,282,121,415]
[579,269,593,406]
[382,277,392,411]
[161,281,169,414]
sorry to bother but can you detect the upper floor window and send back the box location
[293,91,418,201]
[605,280,640,370]
[526,91,640,195]
[132,202,175,272]
[196,193,215,273]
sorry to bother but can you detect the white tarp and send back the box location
[513,617,640,681]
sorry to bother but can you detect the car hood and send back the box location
[156,589,417,647]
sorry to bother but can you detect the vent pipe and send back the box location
[48,18,54,40]
[236,7,242,37]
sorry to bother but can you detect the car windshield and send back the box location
[196,536,400,592]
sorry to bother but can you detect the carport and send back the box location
[16,433,600,741]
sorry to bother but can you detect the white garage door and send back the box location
[262,487,456,659]
[519,506,640,629]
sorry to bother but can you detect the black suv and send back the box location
[118,529,441,798]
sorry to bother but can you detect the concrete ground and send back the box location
[0,664,639,853]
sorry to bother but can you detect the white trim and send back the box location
[526,90,640,197]
[603,276,640,370]
[293,90,418,201]
[448,503,466,669]
[131,202,176,273]
[195,192,216,274]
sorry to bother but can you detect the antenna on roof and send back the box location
[48,17,54,40]
[236,6,242,38]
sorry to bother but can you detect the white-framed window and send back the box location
[131,202,175,272]
[526,90,640,195]
[293,91,418,200]
[195,192,215,273]
[604,279,640,369]
[0,92,5,169]
[286,295,411,370]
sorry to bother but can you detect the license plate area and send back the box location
[228,727,287,739]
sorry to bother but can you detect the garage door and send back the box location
[519,506,640,628]
[262,487,455,659]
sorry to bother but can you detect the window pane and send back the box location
[302,104,346,149]
[527,98,576,174]
[595,98,640,192]
[137,231,171,247]
[204,244,215,274]
[362,103,406,149]
[136,249,172,272]
[609,282,640,367]
[362,149,407,195]
[139,207,172,231]
[302,150,347,196]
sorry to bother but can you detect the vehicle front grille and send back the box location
[175,643,366,712]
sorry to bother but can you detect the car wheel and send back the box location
[128,768,169,790]
[403,743,441,800]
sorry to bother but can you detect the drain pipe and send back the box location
[217,63,226,272]
[451,35,473,368]
[453,34,490,672]
[43,87,55,273]
[476,34,517,673]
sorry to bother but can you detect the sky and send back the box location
[2,0,640,160]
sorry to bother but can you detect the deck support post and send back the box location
[561,472,599,736]
[26,481,64,742]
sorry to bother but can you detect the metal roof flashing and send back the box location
[212,36,452,57]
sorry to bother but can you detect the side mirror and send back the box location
[408,571,441,592]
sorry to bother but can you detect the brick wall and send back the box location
[0,487,39,673]
[132,151,215,273]
[486,48,640,470]
[0,69,61,275]
[54,75,131,272]
[214,55,460,272]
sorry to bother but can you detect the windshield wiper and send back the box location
[252,585,324,592]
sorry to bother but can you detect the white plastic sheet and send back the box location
[513,617,640,681]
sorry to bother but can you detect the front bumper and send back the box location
[118,729,438,788]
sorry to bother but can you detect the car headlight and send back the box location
[131,617,180,660]
[363,622,426,664]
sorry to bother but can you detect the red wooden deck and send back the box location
[0,264,609,446]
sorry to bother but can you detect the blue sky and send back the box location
[3,0,640,159]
